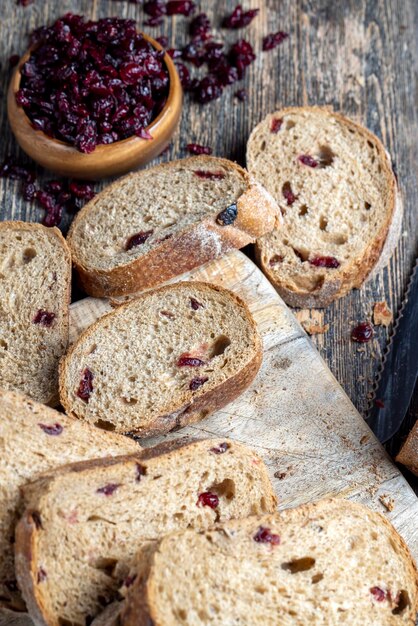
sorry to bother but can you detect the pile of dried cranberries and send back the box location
[16,14,170,153]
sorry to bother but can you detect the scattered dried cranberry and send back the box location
[97,483,121,496]
[17,0,34,6]
[135,464,147,481]
[309,256,340,269]
[38,423,63,436]
[190,13,211,39]
[155,35,169,48]
[194,75,223,104]
[351,322,374,343]
[175,62,191,88]
[77,368,94,402]
[186,143,212,155]
[189,376,209,390]
[33,309,56,327]
[223,5,259,29]
[37,568,47,583]
[126,230,154,250]
[282,182,298,205]
[210,442,229,454]
[375,399,385,409]
[216,203,238,226]
[197,491,219,509]
[69,182,95,201]
[370,587,387,602]
[190,297,204,310]
[229,39,255,78]
[234,88,247,101]
[262,31,289,51]
[298,155,318,168]
[144,1,167,18]
[144,16,164,27]
[194,170,225,180]
[166,1,196,16]
[23,182,37,201]
[0,158,35,182]
[177,354,206,367]
[253,526,281,545]
[269,254,284,266]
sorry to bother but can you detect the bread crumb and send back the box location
[300,319,330,335]
[360,434,370,445]
[373,301,393,327]
[379,494,395,511]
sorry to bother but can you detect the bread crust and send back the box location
[0,221,72,405]
[67,157,282,298]
[59,281,262,437]
[249,107,400,308]
[396,421,418,476]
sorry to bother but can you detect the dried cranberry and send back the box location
[189,376,209,391]
[166,1,196,16]
[38,423,63,436]
[97,483,121,496]
[216,203,238,226]
[298,155,318,168]
[190,297,203,310]
[37,568,47,583]
[33,309,56,327]
[144,16,164,27]
[135,464,147,481]
[194,170,225,180]
[229,39,255,78]
[210,442,229,454]
[375,399,385,409]
[351,322,374,343]
[186,143,212,155]
[167,48,183,59]
[262,31,289,51]
[177,354,206,367]
[156,35,169,48]
[223,5,259,29]
[253,526,281,545]
[77,368,94,402]
[194,75,223,104]
[370,587,387,602]
[190,13,211,39]
[234,88,247,101]
[175,62,191,88]
[17,0,34,6]
[144,1,167,18]
[197,491,219,509]
[309,256,340,269]
[270,117,283,133]
[269,255,284,266]
[69,182,95,201]
[282,182,298,206]
[126,230,154,250]
[23,182,37,201]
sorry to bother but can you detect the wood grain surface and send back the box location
[70,250,418,558]
[0,2,417,478]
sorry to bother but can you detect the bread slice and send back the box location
[247,107,401,307]
[396,421,418,476]
[59,281,262,437]
[122,499,418,626]
[66,156,281,297]
[0,388,138,614]
[0,222,71,405]
[15,438,277,626]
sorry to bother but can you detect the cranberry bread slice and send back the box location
[66,156,281,297]
[0,388,138,614]
[396,421,418,477]
[122,499,418,626]
[59,281,262,437]
[15,438,277,626]
[247,107,401,307]
[0,222,71,405]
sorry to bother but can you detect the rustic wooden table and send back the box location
[0,1,417,482]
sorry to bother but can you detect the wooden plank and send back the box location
[70,251,418,559]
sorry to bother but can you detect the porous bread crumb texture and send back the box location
[68,156,247,272]
[60,282,261,436]
[396,421,418,476]
[248,107,397,307]
[123,499,418,626]
[0,388,137,612]
[0,222,71,404]
[16,439,276,625]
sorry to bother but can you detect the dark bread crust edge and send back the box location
[0,221,72,405]
[15,439,276,626]
[58,281,262,437]
[66,157,282,298]
[121,498,418,626]
[396,421,418,477]
[249,107,400,308]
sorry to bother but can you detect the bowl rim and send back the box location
[9,31,180,154]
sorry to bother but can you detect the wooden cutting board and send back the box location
[70,250,418,559]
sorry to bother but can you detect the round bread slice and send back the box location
[122,499,418,626]
[0,221,71,404]
[15,438,277,626]
[247,107,401,308]
[66,156,281,298]
[59,281,262,437]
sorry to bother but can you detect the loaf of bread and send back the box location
[396,421,418,476]
[59,281,262,437]
[0,222,71,404]
[247,107,402,307]
[122,498,418,626]
[15,438,277,626]
[0,388,138,614]
[67,156,282,297]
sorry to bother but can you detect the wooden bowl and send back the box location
[7,34,182,180]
